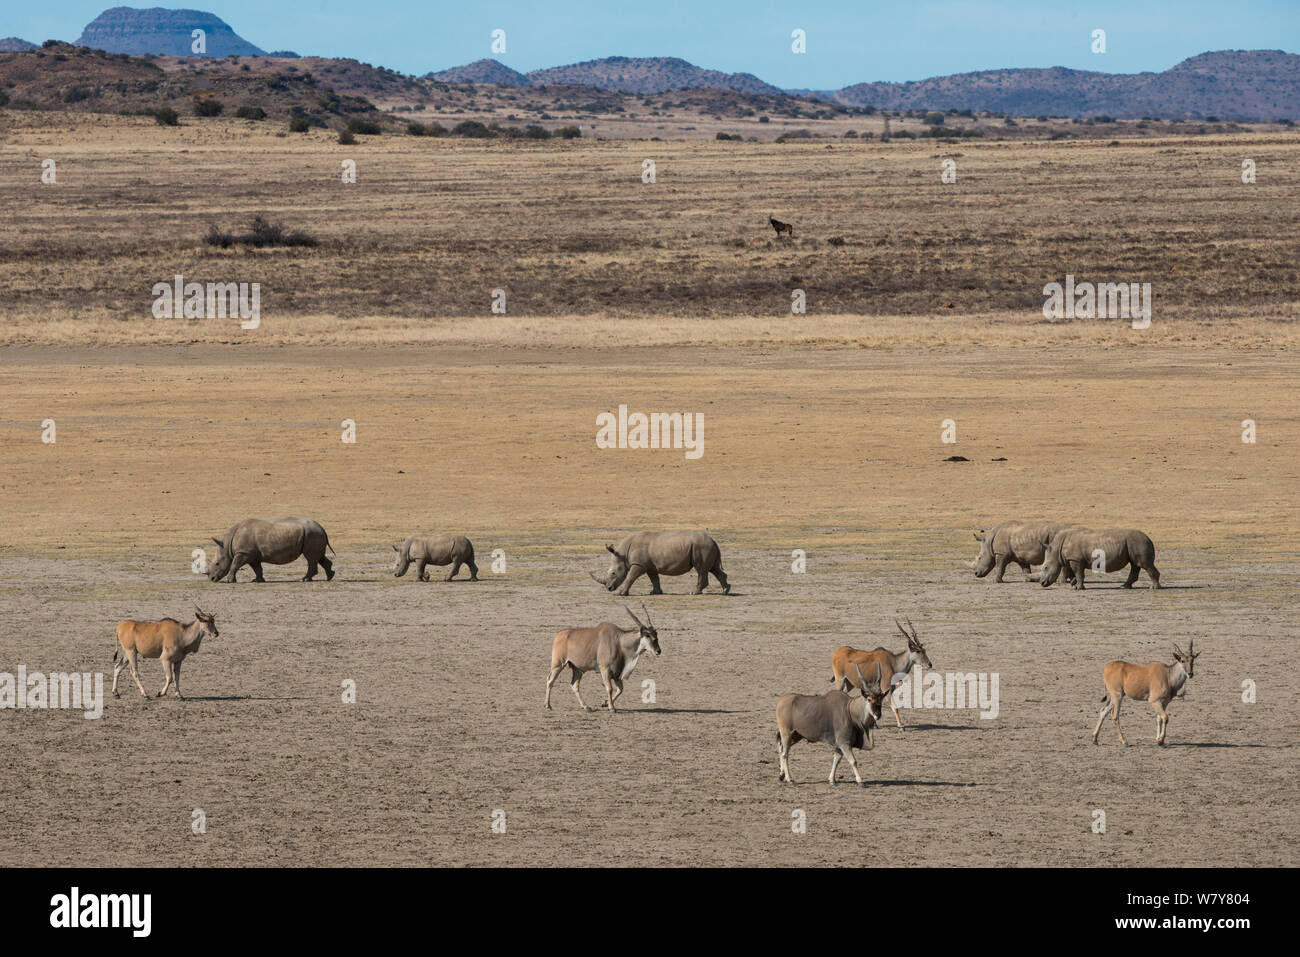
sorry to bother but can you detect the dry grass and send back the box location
[2,114,1297,346]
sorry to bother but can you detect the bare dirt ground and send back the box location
[1,343,1296,867]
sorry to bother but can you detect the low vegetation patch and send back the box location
[204,215,319,249]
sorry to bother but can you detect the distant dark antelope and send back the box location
[769,215,794,238]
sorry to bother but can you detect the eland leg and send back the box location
[544,663,563,710]
[127,650,149,699]
[600,667,617,712]
[158,658,174,698]
[569,665,590,712]
[1092,696,1113,743]
[1111,696,1128,746]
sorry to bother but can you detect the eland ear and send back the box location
[1172,644,1184,658]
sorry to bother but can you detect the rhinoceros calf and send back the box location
[1040,527,1160,590]
[392,533,478,581]
[969,520,1072,582]
[208,517,335,583]
[591,530,730,596]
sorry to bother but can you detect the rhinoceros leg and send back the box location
[320,555,335,581]
[1070,560,1086,590]
[225,552,251,583]
[993,553,1011,583]
[466,558,479,581]
[649,571,664,594]
[446,559,463,581]
[712,565,730,594]
[416,558,429,582]
[302,557,319,581]
[617,566,645,596]
[1147,564,1160,589]
[1122,562,1140,588]
[249,560,266,583]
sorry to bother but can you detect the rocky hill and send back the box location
[428,58,528,86]
[524,56,781,95]
[0,38,37,52]
[75,6,266,57]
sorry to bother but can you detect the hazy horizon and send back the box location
[3,1,1297,88]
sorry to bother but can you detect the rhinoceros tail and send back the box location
[326,535,336,555]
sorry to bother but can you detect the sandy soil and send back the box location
[1,342,1296,866]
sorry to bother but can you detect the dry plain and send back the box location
[0,116,1297,866]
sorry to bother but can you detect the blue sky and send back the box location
[6,1,1297,87]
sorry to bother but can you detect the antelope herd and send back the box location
[106,514,1200,783]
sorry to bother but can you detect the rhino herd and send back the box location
[968,519,1160,589]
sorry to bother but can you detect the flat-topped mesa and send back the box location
[76,7,267,57]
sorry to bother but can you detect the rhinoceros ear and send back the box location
[392,544,399,552]
[973,531,985,542]
[211,537,223,548]
[605,544,617,555]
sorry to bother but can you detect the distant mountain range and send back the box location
[4,6,1298,119]
[0,37,37,52]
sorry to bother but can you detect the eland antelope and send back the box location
[1092,641,1198,746]
[776,664,896,787]
[112,604,218,700]
[830,618,932,732]
[544,604,661,713]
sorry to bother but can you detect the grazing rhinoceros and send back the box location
[968,520,1072,582]
[590,530,729,596]
[1039,527,1160,590]
[208,517,335,583]
[392,533,478,581]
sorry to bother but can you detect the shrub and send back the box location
[288,117,310,132]
[62,85,95,103]
[523,124,550,139]
[554,125,581,139]
[149,107,180,126]
[452,120,492,138]
[922,112,945,125]
[346,116,382,134]
[338,127,356,144]
[206,216,318,248]
[194,98,223,117]
[715,132,741,140]
[235,105,266,120]
[0,91,8,108]
[758,115,770,123]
